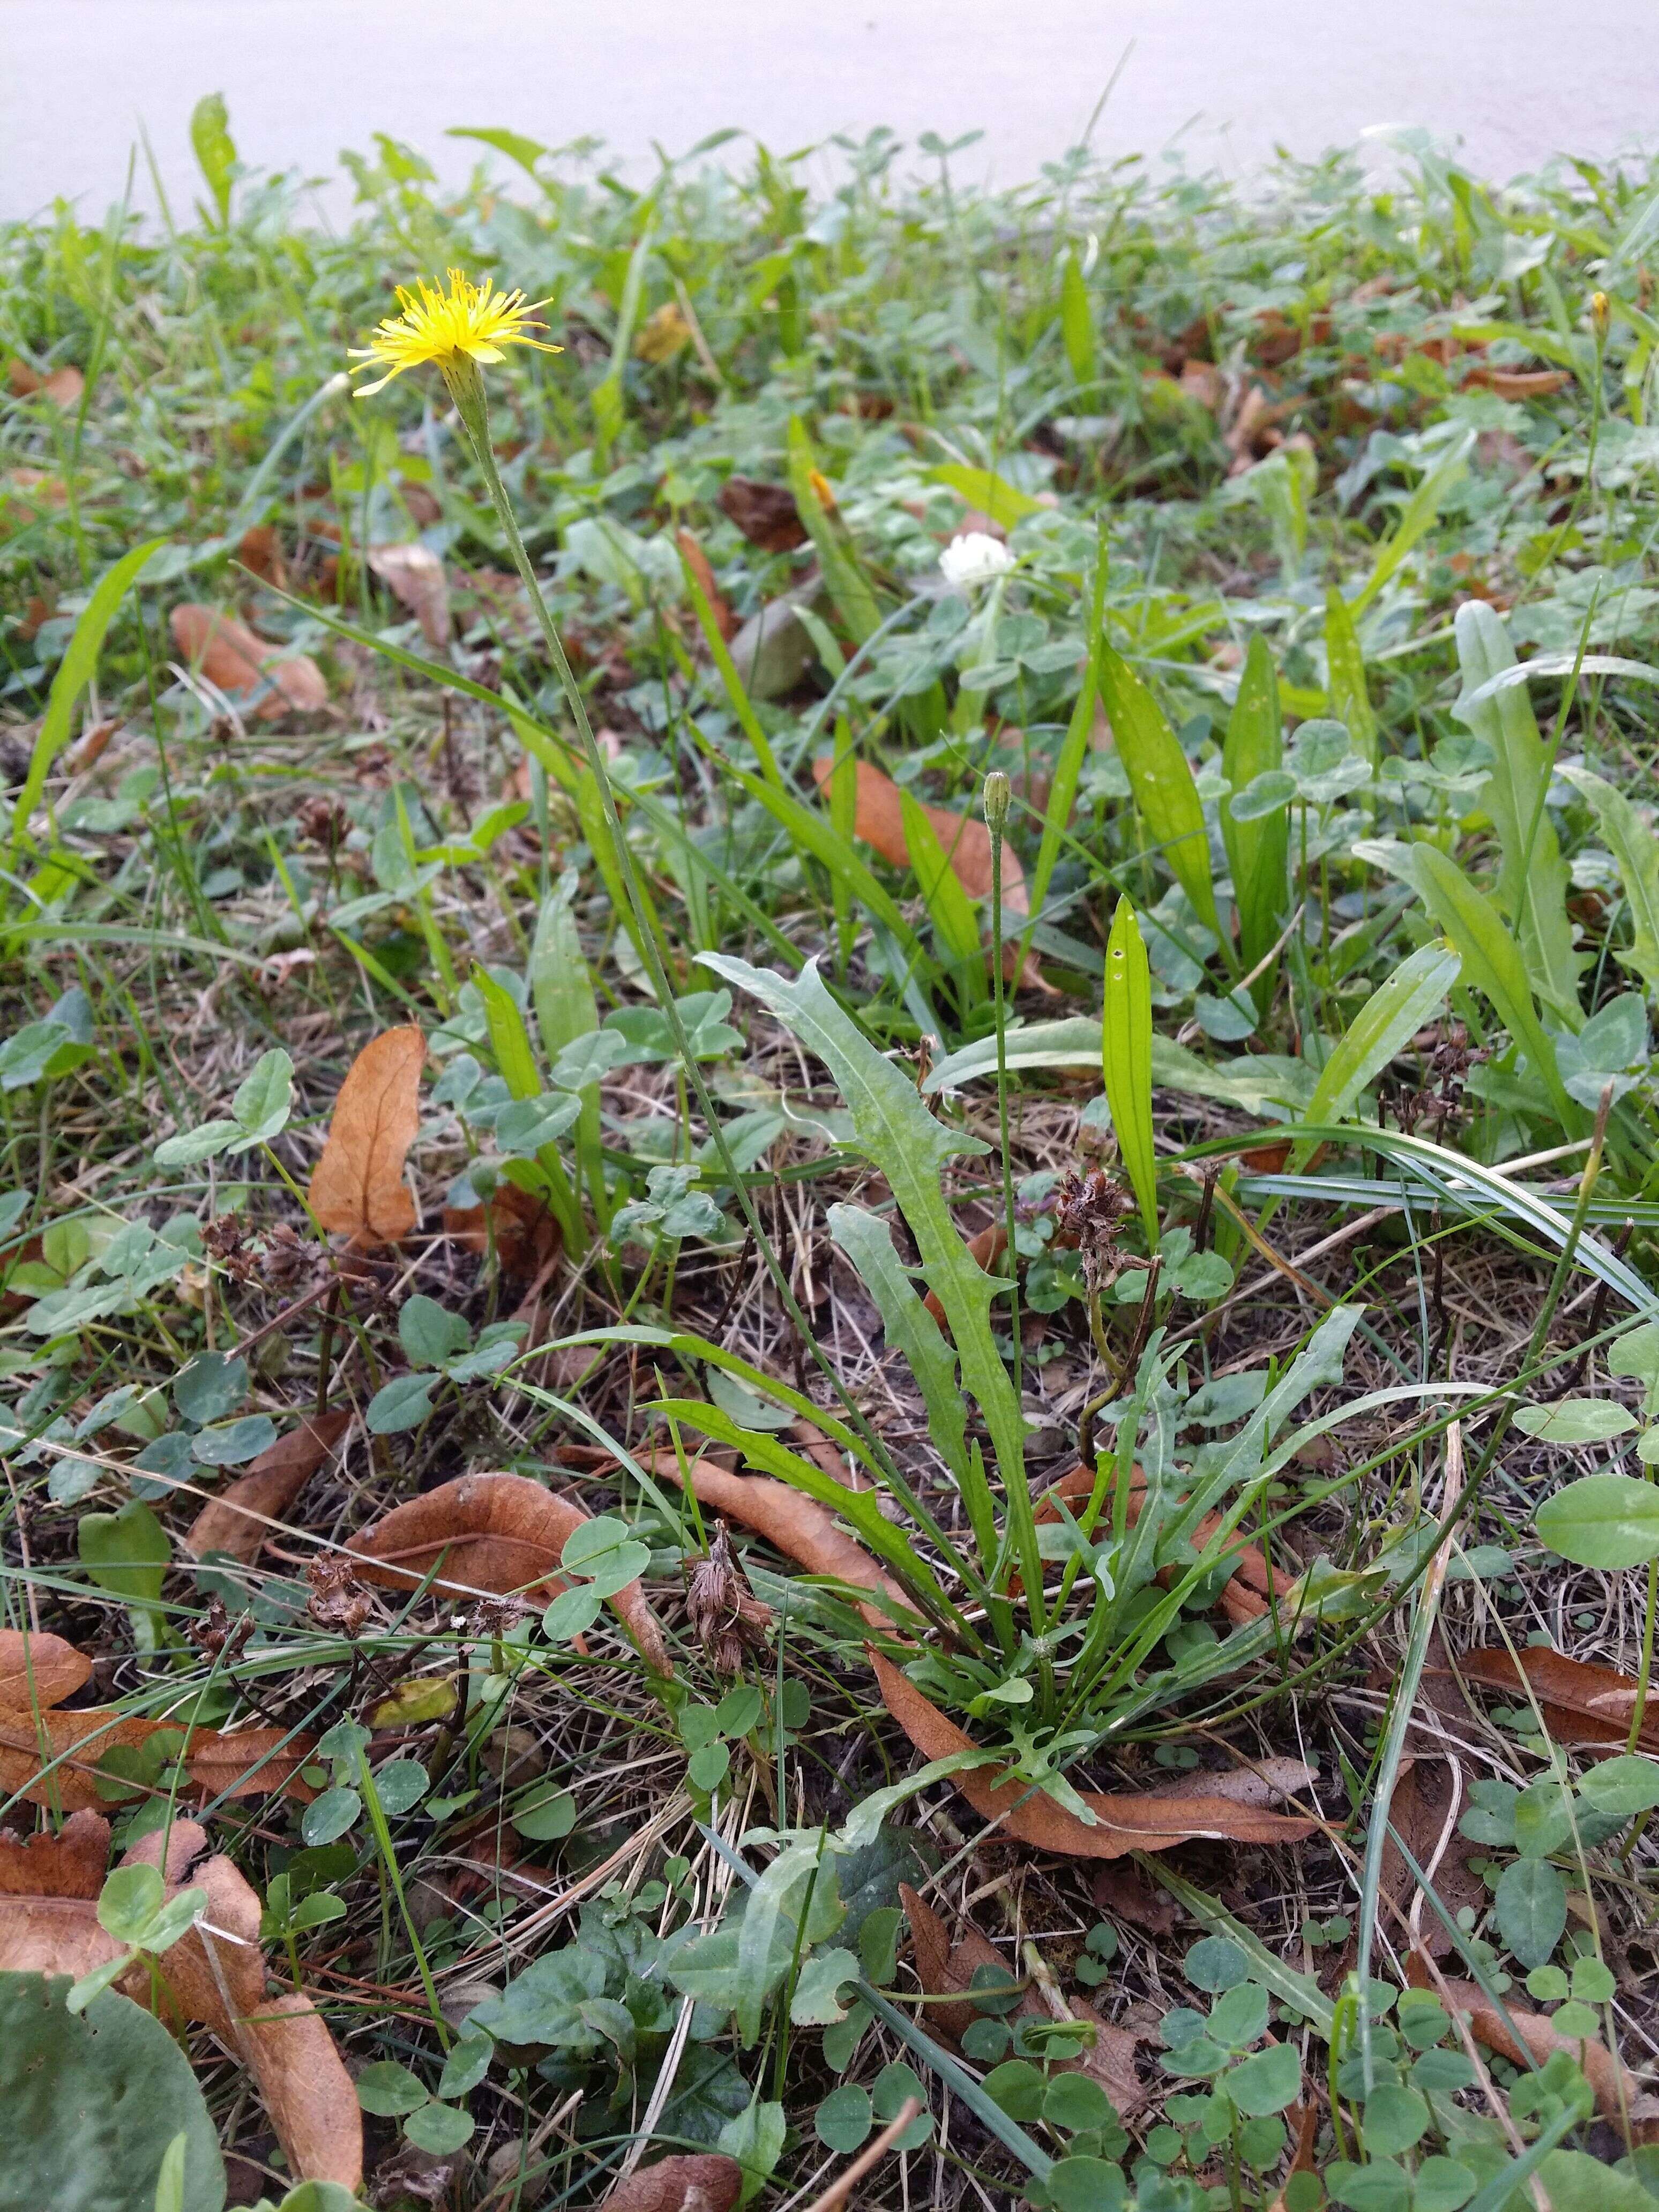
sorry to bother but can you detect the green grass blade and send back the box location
[899,789,984,1004]
[1097,643,1222,941]
[1351,433,1471,614]
[1452,601,1580,1025]
[678,546,784,788]
[826,1203,973,1492]
[10,538,165,869]
[1324,585,1379,767]
[1362,840,1579,1127]
[1102,898,1160,1247]
[1298,943,1462,1159]
[699,954,1034,1600]
[1559,760,1659,993]
[1219,633,1289,989]
[1059,248,1097,386]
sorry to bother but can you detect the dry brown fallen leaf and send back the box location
[184,1411,353,1566]
[444,1180,561,1286]
[308,1025,425,1246]
[900,1880,1149,2114]
[236,522,288,589]
[368,541,452,650]
[599,2153,743,2212]
[1439,1977,1631,2121]
[0,1628,315,1811]
[809,756,1053,992]
[1461,365,1572,401]
[7,360,84,406]
[0,1810,361,2189]
[718,475,808,552]
[1452,1645,1659,1754]
[168,604,328,717]
[922,1221,1008,1335]
[355,1471,672,1676]
[654,1456,1318,1860]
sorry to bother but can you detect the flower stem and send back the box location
[442,358,917,1493]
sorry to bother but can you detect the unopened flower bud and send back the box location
[982,771,1011,833]
[1592,290,1611,342]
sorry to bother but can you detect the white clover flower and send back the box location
[939,530,1014,591]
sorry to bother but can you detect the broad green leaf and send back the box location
[1299,944,1461,1157]
[1325,587,1379,767]
[930,462,1045,530]
[1494,1857,1566,1968]
[154,1120,240,1168]
[827,1203,969,1487]
[445,124,549,181]
[77,1499,168,1611]
[1513,1398,1637,1443]
[1578,1754,1659,1817]
[229,1049,293,1149]
[1102,898,1159,1246]
[1097,645,1221,936]
[189,93,237,225]
[1023,625,1100,946]
[1452,602,1580,1023]
[718,2094,787,2208]
[470,965,541,1100]
[10,540,166,868]
[925,1018,1313,1118]
[0,1977,226,2211]
[1220,635,1289,990]
[1558,760,1659,995]
[1536,1473,1659,1568]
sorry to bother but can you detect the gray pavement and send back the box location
[2,0,1655,226]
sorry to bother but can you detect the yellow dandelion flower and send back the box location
[348,267,560,397]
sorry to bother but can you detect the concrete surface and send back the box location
[2,0,1654,226]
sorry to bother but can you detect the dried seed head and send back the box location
[686,1522,774,1674]
[1050,1167,1134,1290]
[307,1553,372,1638]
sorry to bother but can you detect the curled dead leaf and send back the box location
[0,1810,361,2188]
[236,522,288,589]
[654,1457,1318,1860]
[1440,1977,1631,2121]
[1461,365,1572,401]
[1453,1645,1659,1754]
[923,1221,1007,1333]
[900,1881,1149,2114]
[718,475,808,552]
[809,755,1052,991]
[599,2154,743,2212]
[368,541,452,650]
[168,604,328,716]
[184,1410,353,1565]
[0,1628,315,1811]
[355,1471,671,1676]
[444,1180,561,1284]
[7,360,84,406]
[308,1025,425,1246]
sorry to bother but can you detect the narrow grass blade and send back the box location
[1297,943,1462,1159]
[855,1981,1053,2180]
[1324,585,1379,767]
[1131,1859,1333,2033]
[1351,433,1471,614]
[1102,898,1160,1246]
[10,537,165,867]
[827,1204,972,1492]
[1452,601,1580,1023]
[900,788,984,1003]
[1559,760,1659,993]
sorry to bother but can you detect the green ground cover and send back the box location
[4,103,1659,2212]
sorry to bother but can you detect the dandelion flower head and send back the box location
[349,267,559,397]
[939,530,1015,591]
